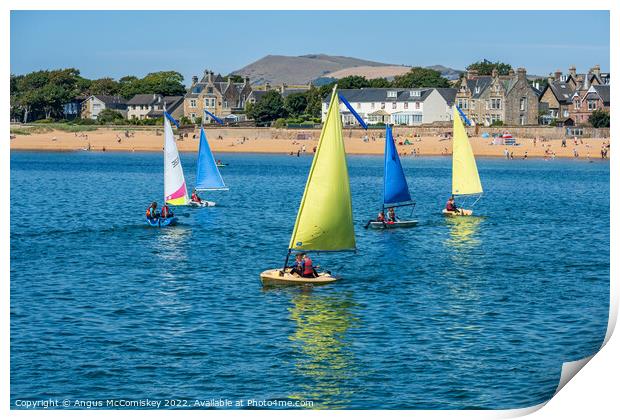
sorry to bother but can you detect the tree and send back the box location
[249,90,286,126]
[589,110,610,128]
[226,74,245,83]
[467,59,513,76]
[304,86,323,118]
[284,92,308,117]
[97,109,124,124]
[368,78,391,88]
[392,67,450,88]
[337,75,371,89]
[140,71,185,96]
[89,78,120,96]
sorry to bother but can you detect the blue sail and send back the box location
[195,127,227,191]
[383,125,412,205]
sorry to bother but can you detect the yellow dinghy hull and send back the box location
[442,209,473,217]
[260,268,340,287]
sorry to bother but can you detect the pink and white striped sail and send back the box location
[163,116,189,206]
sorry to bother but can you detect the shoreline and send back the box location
[9,147,611,162]
[9,127,610,160]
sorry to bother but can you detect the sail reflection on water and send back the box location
[287,292,358,409]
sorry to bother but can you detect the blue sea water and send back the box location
[10,151,609,409]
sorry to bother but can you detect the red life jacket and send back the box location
[192,193,199,202]
[146,207,155,217]
[446,201,455,211]
[303,257,314,275]
[161,205,170,218]
[377,214,385,222]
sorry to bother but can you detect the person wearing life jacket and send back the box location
[160,203,173,219]
[146,202,159,220]
[376,211,386,222]
[446,195,459,213]
[191,189,202,204]
[387,207,398,223]
[301,254,318,278]
[289,253,303,276]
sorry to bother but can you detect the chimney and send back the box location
[207,71,213,83]
[554,69,562,81]
[467,69,478,79]
[491,68,498,78]
[517,67,527,80]
[591,64,601,79]
[547,75,554,85]
[536,82,540,90]
[508,68,515,77]
[244,76,250,85]
[192,75,198,85]
[568,65,577,78]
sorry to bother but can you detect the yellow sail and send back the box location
[288,87,356,252]
[452,107,483,195]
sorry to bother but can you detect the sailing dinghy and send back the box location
[190,126,228,207]
[146,112,189,227]
[367,124,418,229]
[443,107,483,217]
[260,87,356,286]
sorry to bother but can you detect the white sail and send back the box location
[163,116,189,205]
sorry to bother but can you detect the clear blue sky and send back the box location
[11,10,609,83]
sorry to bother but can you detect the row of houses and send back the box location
[72,65,609,128]
[325,65,610,127]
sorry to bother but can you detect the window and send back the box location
[588,100,597,110]
[415,102,420,110]
[371,102,375,109]
[392,102,397,109]
[404,102,408,109]
[223,100,228,108]
[475,86,480,94]
[457,99,467,109]
[381,102,385,109]
[519,115,526,125]
[574,100,581,109]
[520,97,527,111]
[190,113,196,121]
[410,90,421,97]
[387,91,397,98]
[563,109,569,118]
[489,98,502,109]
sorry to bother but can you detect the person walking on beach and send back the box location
[561,138,567,148]
[523,151,528,160]
[504,148,509,159]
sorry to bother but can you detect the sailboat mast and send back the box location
[163,102,167,204]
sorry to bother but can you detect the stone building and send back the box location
[80,95,127,120]
[538,65,609,124]
[455,67,539,126]
[184,70,252,123]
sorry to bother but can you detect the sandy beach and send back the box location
[9,127,610,160]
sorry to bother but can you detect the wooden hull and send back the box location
[260,268,340,286]
[369,220,418,229]
[442,209,473,217]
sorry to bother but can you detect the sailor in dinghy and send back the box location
[189,110,228,207]
[146,110,188,227]
[366,124,418,229]
[442,106,483,217]
[260,87,357,287]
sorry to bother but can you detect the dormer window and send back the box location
[410,90,421,97]
[475,86,480,94]
[387,91,397,98]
